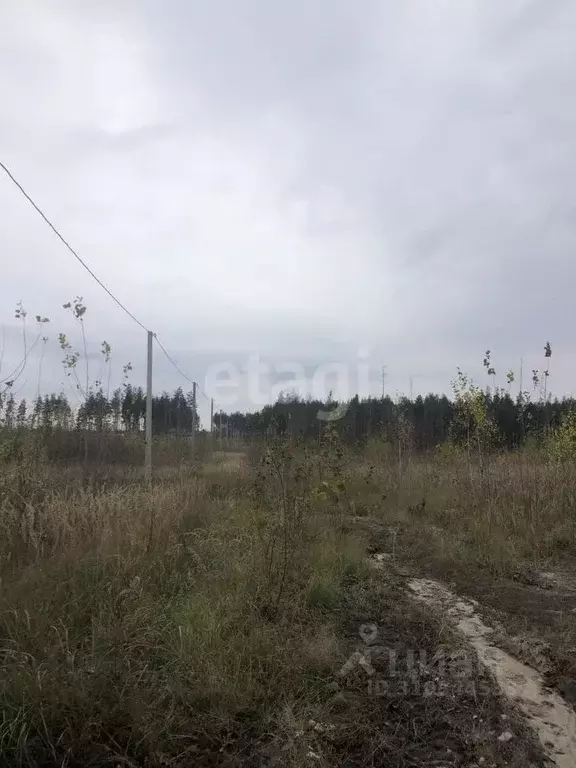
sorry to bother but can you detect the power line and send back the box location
[154,336,212,402]
[154,335,196,387]
[196,382,211,402]
[0,161,149,333]
[1,160,214,404]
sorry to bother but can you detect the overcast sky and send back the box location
[1,0,575,421]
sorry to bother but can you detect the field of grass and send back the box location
[352,443,576,571]
[1,429,574,766]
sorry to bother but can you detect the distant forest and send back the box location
[1,302,563,450]
[1,385,574,450]
[217,391,574,449]
[0,386,199,436]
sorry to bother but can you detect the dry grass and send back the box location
[0,444,365,767]
[351,445,576,721]
[0,426,210,468]
[0,435,570,766]
[351,449,576,574]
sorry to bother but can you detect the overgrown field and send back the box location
[1,426,574,766]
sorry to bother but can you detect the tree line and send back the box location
[215,390,574,450]
[1,384,573,451]
[0,386,199,435]
[2,299,562,450]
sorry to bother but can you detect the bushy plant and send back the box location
[545,407,576,462]
[450,368,498,464]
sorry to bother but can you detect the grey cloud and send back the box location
[1,0,575,406]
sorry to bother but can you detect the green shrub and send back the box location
[545,407,576,462]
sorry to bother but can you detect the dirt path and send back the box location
[408,576,576,767]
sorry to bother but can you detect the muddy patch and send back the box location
[408,577,576,768]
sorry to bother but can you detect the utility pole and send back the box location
[145,330,153,481]
[191,381,197,447]
[210,397,214,445]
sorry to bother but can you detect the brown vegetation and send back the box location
[1,423,574,766]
